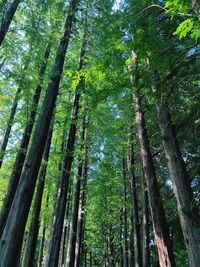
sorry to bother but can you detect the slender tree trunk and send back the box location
[133,94,176,267]
[75,135,89,267]
[65,114,86,267]
[44,34,86,267]
[107,230,115,267]
[22,116,54,267]
[128,206,134,267]
[0,42,51,237]
[37,224,46,267]
[156,101,200,267]
[122,151,129,267]
[127,130,142,267]
[0,0,22,46]
[0,1,79,265]
[0,85,21,169]
[141,170,150,267]
[119,209,124,267]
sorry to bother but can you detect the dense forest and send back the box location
[0,0,200,266]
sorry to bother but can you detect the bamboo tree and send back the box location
[44,33,86,267]
[0,41,51,237]
[0,0,22,46]
[0,0,79,265]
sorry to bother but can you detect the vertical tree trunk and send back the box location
[128,206,134,267]
[0,42,51,237]
[75,134,89,267]
[156,101,200,267]
[141,170,150,267]
[0,1,79,265]
[119,209,124,267]
[37,225,46,267]
[22,116,54,267]
[0,85,21,169]
[133,94,176,267]
[0,0,22,46]
[65,114,86,267]
[127,130,142,267]
[122,150,129,267]
[44,34,86,267]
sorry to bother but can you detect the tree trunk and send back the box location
[65,115,86,267]
[156,101,200,267]
[22,116,54,267]
[142,170,150,267]
[37,224,46,267]
[44,34,86,267]
[0,85,21,169]
[0,1,79,265]
[127,130,142,267]
[119,209,124,267]
[75,134,89,267]
[122,150,129,267]
[0,0,22,46]
[0,41,51,237]
[133,94,176,267]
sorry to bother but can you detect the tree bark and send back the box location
[133,94,176,267]
[65,115,86,267]
[156,101,200,267]
[44,33,86,267]
[141,170,150,267]
[127,130,142,267]
[122,150,129,267]
[37,225,46,267]
[75,134,89,267]
[0,42,51,237]
[0,0,79,265]
[0,0,22,46]
[22,116,54,267]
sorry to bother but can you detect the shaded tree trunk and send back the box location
[119,209,124,267]
[0,0,22,46]
[44,33,86,267]
[0,0,79,265]
[65,114,86,267]
[127,129,142,267]
[156,101,200,267]
[122,150,129,267]
[22,116,54,267]
[75,134,89,267]
[0,41,51,237]
[141,170,150,267]
[133,93,176,267]
[37,224,46,267]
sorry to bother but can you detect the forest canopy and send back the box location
[0,0,199,266]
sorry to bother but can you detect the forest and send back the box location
[0,0,200,266]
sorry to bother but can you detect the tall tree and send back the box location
[0,41,51,237]
[44,33,86,267]
[0,0,80,265]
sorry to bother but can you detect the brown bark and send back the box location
[0,0,79,265]
[133,94,176,267]
[141,170,150,267]
[127,130,142,267]
[156,101,200,267]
